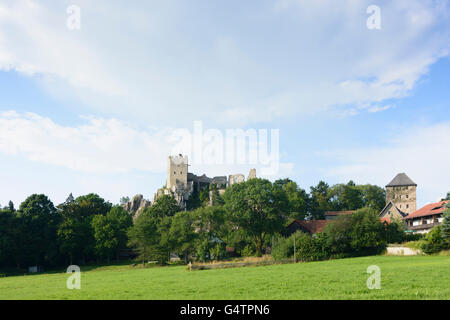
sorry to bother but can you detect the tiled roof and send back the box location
[289,220,330,234]
[324,210,356,216]
[405,200,449,220]
[386,173,417,187]
[380,216,391,224]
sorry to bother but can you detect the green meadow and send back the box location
[1,256,449,300]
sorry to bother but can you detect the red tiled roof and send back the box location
[404,200,449,220]
[290,220,330,234]
[324,210,356,216]
[380,216,391,224]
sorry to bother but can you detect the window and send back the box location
[406,195,409,199]
[406,204,409,209]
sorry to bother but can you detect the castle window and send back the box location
[406,195,409,199]
[406,204,409,209]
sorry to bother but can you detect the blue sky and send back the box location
[0,0,449,208]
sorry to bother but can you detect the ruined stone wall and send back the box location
[166,155,188,190]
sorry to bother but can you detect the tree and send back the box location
[223,179,289,255]
[16,194,60,266]
[127,210,171,265]
[422,226,445,254]
[347,207,386,255]
[127,213,158,266]
[385,216,406,244]
[8,201,15,212]
[106,206,133,253]
[209,184,225,207]
[358,184,386,212]
[274,179,309,220]
[120,196,130,205]
[168,210,198,264]
[0,208,19,268]
[441,203,450,243]
[91,206,133,263]
[335,181,364,211]
[442,192,450,201]
[91,215,118,263]
[148,195,181,218]
[127,196,180,265]
[57,194,112,264]
[323,207,386,257]
[309,181,332,219]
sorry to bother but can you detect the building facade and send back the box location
[385,173,417,215]
[379,173,417,222]
[405,200,449,234]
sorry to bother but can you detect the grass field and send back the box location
[0,256,449,300]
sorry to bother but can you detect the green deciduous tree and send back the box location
[309,181,332,219]
[91,206,133,263]
[224,178,288,255]
[358,184,386,212]
[274,179,309,221]
[16,194,60,266]
[57,194,112,264]
[127,195,180,265]
[441,203,450,244]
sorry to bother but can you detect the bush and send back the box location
[403,240,427,251]
[295,232,330,262]
[404,233,425,242]
[209,243,227,261]
[422,226,447,254]
[271,235,294,260]
[241,245,255,258]
[322,207,387,257]
[271,231,331,262]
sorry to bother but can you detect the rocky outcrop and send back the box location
[123,194,151,220]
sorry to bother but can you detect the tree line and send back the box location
[1,178,426,270]
[0,194,131,269]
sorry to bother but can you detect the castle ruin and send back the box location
[154,154,256,208]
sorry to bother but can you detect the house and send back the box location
[287,220,330,236]
[378,201,408,223]
[379,173,417,222]
[324,210,355,220]
[404,200,449,234]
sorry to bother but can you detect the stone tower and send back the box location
[385,173,417,215]
[166,155,189,190]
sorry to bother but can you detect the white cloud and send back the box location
[322,121,450,207]
[0,0,449,125]
[0,111,173,173]
[0,111,293,178]
[368,105,393,113]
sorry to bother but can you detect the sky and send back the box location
[0,0,449,209]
